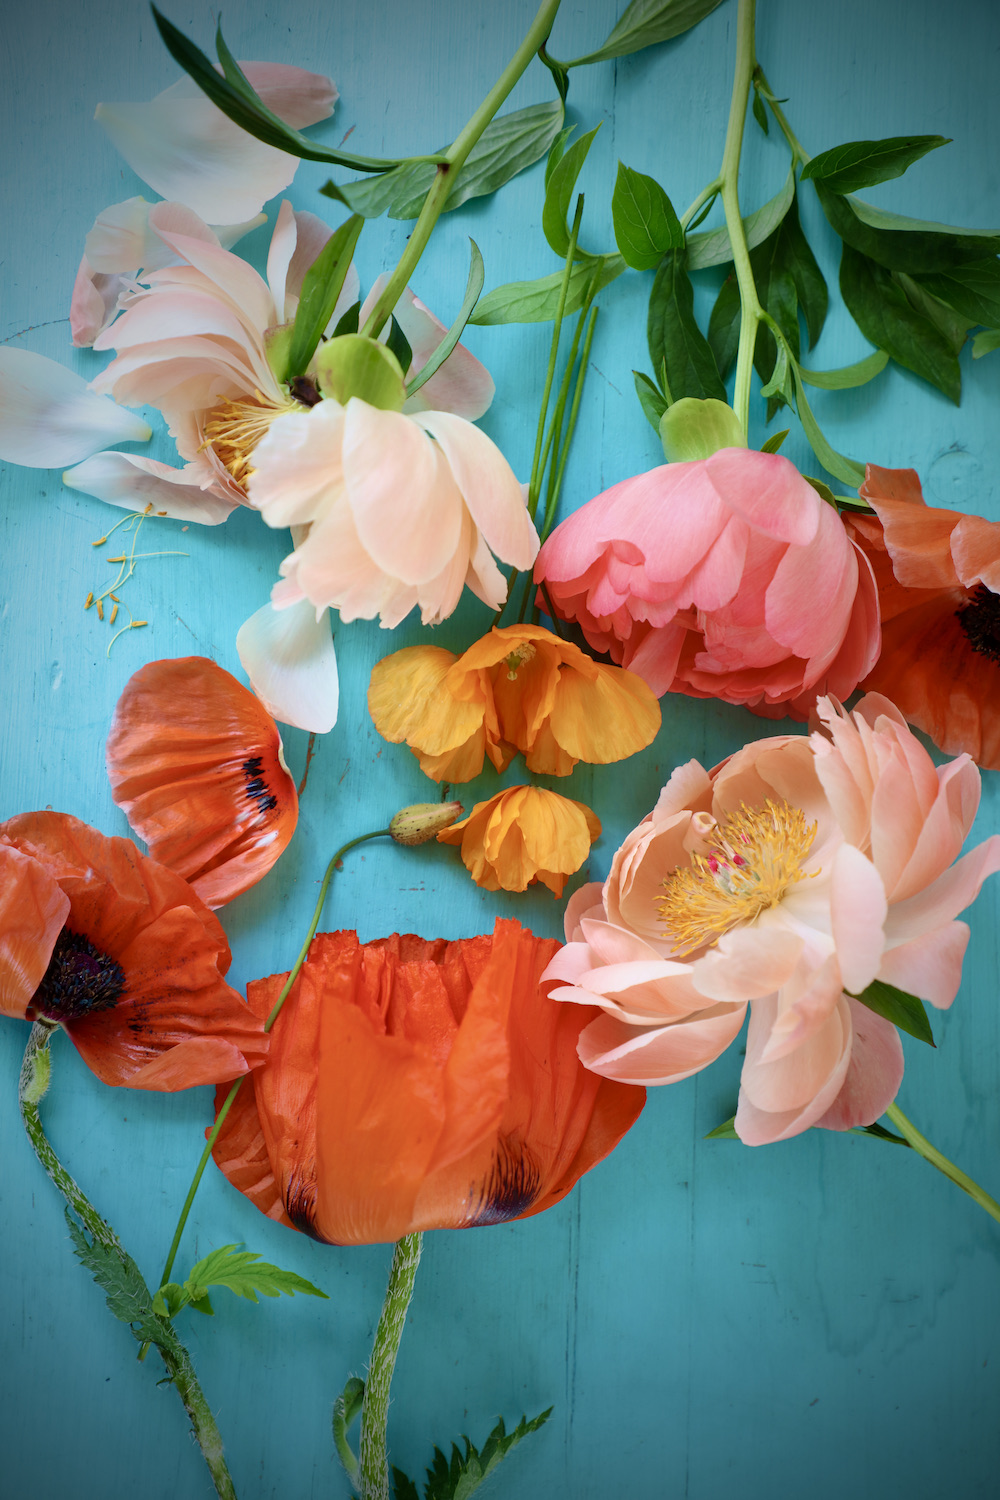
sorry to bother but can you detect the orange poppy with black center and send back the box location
[0,811,268,1089]
[210,918,645,1245]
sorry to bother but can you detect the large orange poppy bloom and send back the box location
[845,465,1000,769]
[0,811,268,1089]
[211,919,644,1245]
[106,656,298,907]
[368,623,661,782]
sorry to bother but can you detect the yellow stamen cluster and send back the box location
[201,389,300,487]
[503,641,537,681]
[658,798,817,956]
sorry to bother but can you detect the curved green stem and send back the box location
[680,177,722,231]
[359,1232,424,1500]
[754,66,810,167]
[157,828,391,1290]
[361,0,563,339]
[884,1103,1000,1226]
[718,0,762,437]
[19,1025,238,1500]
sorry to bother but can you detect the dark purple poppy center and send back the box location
[31,928,126,1023]
[468,1137,541,1226]
[957,584,1000,664]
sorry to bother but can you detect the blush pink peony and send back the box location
[534,447,880,715]
[542,694,1000,1145]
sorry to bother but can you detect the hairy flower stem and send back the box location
[359,1232,424,1500]
[719,0,762,437]
[18,1024,238,1500]
[156,828,391,1294]
[361,0,564,339]
[884,1103,1000,1226]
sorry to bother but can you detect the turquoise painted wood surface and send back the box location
[2,1,1000,1496]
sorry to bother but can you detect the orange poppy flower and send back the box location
[367,623,660,782]
[210,919,644,1245]
[845,465,1000,768]
[106,656,298,907]
[0,811,268,1089]
[437,786,601,897]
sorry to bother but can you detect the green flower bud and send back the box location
[389,801,464,846]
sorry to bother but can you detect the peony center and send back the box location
[658,798,817,956]
[202,389,303,488]
[30,929,126,1023]
[957,583,1000,664]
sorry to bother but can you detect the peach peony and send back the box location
[534,448,880,714]
[543,694,1000,1144]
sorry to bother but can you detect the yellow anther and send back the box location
[109,603,119,625]
[96,599,104,621]
[84,592,94,610]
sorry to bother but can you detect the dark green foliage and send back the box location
[647,250,726,402]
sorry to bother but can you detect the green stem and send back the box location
[360,0,563,339]
[157,828,391,1290]
[718,0,762,437]
[680,177,722,231]
[359,1232,424,1500]
[754,67,810,166]
[884,1103,1000,1226]
[18,1025,238,1500]
[541,302,598,541]
[529,194,585,520]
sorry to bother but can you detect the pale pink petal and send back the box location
[704,448,820,545]
[877,922,970,1009]
[691,922,805,1003]
[652,761,714,820]
[883,835,1000,945]
[736,992,853,1142]
[830,843,886,995]
[248,402,347,528]
[890,754,981,903]
[813,999,904,1132]
[147,212,277,332]
[561,882,605,942]
[63,452,237,524]
[414,410,539,570]
[361,276,495,420]
[237,598,338,733]
[265,199,298,319]
[577,1004,746,1084]
[0,348,151,467]
[71,257,125,347]
[416,505,476,625]
[284,212,359,329]
[540,940,596,987]
[758,952,844,1061]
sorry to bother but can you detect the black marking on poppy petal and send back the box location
[467,1136,542,1226]
[30,929,126,1023]
[242,755,278,814]
[285,1162,327,1241]
[957,584,1000,664]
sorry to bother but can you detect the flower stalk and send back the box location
[884,1102,1000,1226]
[18,1024,238,1500]
[359,1232,424,1500]
[718,0,762,437]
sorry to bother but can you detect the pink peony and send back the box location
[534,447,880,714]
[543,694,1000,1145]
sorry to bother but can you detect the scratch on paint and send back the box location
[297,733,318,796]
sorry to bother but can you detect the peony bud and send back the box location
[389,800,464,846]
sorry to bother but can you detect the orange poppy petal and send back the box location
[521,720,578,776]
[951,513,1000,593]
[546,660,661,765]
[859,472,960,590]
[106,656,298,908]
[0,843,69,1018]
[211,1070,294,1230]
[368,644,485,766]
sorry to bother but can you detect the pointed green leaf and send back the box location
[406,240,485,399]
[911,258,1000,329]
[802,475,837,507]
[282,215,364,381]
[705,1116,739,1140]
[565,0,725,67]
[183,1245,328,1307]
[801,135,950,195]
[790,367,867,488]
[659,398,746,462]
[542,124,601,257]
[752,86,769,136]
[894,273,975,356]
[760,428,789,454]
[392,102,565,220]
[839,243,961,403]
[973,328,1000,358]
[707,273,741,379]
[469,254,625,324]
[333,1376,364,1485]
[797,348,889,390]
[612,163,683,270]
[393,1470,420,1500]
[779,195,828,349]
[815,181,1000,274]
[633,369,668,430]
[853,1121,910,1145]
[332,300,361,338]
[648,249,726,402]
[151,1281,190,1319]
[322,169,409,219]
[422,1410,553,1500]
[849,979,935,1046]
[686,168,795,270]
[538,43,570,104]
[545,124,577,188]
[385,316,413,378]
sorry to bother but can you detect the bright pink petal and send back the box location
[704,448,820,545]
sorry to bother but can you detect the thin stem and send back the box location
[884,1103,1000,1226]
[157,828,391,1289]
[359,1232,424,1500]
[754,67,810,166]
[541,302,598,541]
[18,1025,237,1500]
[680,177,722,231]
[718,0,762,436]
[361,0,563,339]
[528,194,585,519]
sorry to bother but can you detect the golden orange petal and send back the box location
[546,661,661,765]
[368,644,486,767]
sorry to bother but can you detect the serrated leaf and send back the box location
[911,258,1000,329]
[393,103,565,220]
[282,215,364,381]
[894,273,975,356]
[66,1213,163,1345]
[839,243,961,403]
[393,1469,420,1500]
[801,135,950,195]
[686,167,794,270]
[542,124,601,257]
[648,249,726,403]
[707,274,741,379]
[469,254,625,324]
[566,0,725,66]
[973,328,1000,358]
[815,181,1000,274]
[183,1245,328,1307]
[760,428,789,454]
[406,240,484,398]
[797,348,889,390]
[704,1116,739,1139]
[633,369,668,430]
[151,1281,190,1319]
[612,162,683,270]
[849,979,935,1046]
[423,1410,552,1500]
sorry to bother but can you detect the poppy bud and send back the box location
[389,800,464,846]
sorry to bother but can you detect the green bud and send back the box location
[314,334,406,411]
[389,801,464,846]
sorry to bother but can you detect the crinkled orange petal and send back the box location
[859,466,960,591]
[546,660,660,765]
[0,843,69,1018]
[951,513,1000,593]
[106,656,298,908]
[490,647,562,754]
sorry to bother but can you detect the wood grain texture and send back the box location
[2,1,999,1497]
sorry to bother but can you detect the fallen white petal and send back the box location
[0,348,151,467]
[237,598,339,733]
[63,451,237,524]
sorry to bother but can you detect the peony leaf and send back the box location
[850,979,935,1047]
[406,240,485,399]
[910,258,1000,330]
[790,368,866,488]
[469,254,625,324]
[283,215,364,381]
[612,162,683,270]
[814,181,1000,274]
[972,328,1000,358]
[797,349,889,390]
[633,369,668,430]
[564,0,725,67]
[647,249,727,403]
[704,1116,739,1140]
[801,135,950,195]
[839,243,961,403]
[542,123,602,257]
[760,428,789,454]
[686,167,794,270]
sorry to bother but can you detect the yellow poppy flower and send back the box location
[437,786,601,896]
[368,624,660,782]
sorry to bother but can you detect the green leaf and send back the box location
[797,348,889,389]
[911,258,1000,329]
[790,367,867,488]
[760,428,789,454]
[659,397,746,462]
[333,300,361,338]
[801,135,950,195]
[538,43,570,105]
[182,1244,328,1307]
[853,1121,910,1146]
[707,273,741,379]
[66,1214,163,1345]
[778,194,828,350]
[542,124,601,257]
[814,181,1000,274]
[849,979,935,1047]
[894,273,975,356]
[633,369,668,430]
[759,339,793,404]
[544,124,577,188]
[686,167,795,270]
[282,215,364,381]
[406,240,485,399]
[612,162,683,270]
[422,1410,552,1500]
[322,169,409,219]
[749,221,801,403]
[647,249,727,403]
[469,254,625,324]
[752,85,769,136]
[704,1115,739,1140]
[393,1470,421,1500]
[839,242,961,403]
[333,1376,364,1485]
[151,1281,190,1319]
[151,9,406,172]
[802,475,837,507]
[565,0,725,67]
[393,102,565,220]
[386,316,413,378]
[973,328,1000,358]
